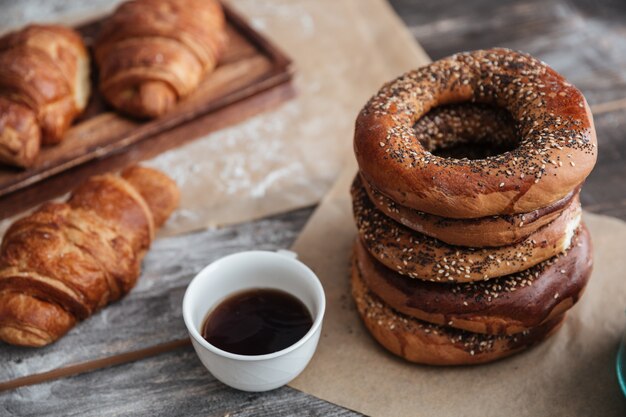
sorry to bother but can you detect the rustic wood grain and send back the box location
[0,339,192,392]
[395,0,626,106]
[579,112,626,216]
[1,347,360,417]
[0,3,293,205]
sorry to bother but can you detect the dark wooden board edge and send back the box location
[0,1,294,202]
[0,338,192,392]
[0,81,296,218]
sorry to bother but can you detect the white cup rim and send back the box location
[182,250,326,362]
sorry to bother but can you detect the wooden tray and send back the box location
[0,3,294,218]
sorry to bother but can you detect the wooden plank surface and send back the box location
[2,347,358,417]
[3,0,626,416]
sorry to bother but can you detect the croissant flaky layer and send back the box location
[0,166,179,347]
[0,97,41,168]
[95,0,226,118]
[0,24,90,168]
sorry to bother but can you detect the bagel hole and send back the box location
[414,104,519,160]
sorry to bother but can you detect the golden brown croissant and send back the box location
[94,0,226,118]
[0,166,179,347]
[0,25,90,167]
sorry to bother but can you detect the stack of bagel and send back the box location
[350,48,597,365]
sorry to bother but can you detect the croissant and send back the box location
[94,0,226,119]
[0,166,179,347]
[0,25,90,167]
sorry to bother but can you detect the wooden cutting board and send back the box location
[0,3,294,219]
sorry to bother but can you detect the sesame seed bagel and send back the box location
[361,174,578,247]
[351,261,565,365]
[351,177,581,282]
[354,48,597,218]
[353,223,592,335]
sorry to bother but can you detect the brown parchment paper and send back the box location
[149,0,431,235]
[289,157,626,417]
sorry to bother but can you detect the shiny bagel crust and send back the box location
[352,177,581,282]
[360,174,578,247]
[354,48,597,218]
[351,262,565,365]
[353,222,592,335]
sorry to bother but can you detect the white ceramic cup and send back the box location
[182,250,325,392]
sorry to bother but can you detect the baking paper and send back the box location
[289,157,626,417]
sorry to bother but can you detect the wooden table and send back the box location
[2,0,626,415]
